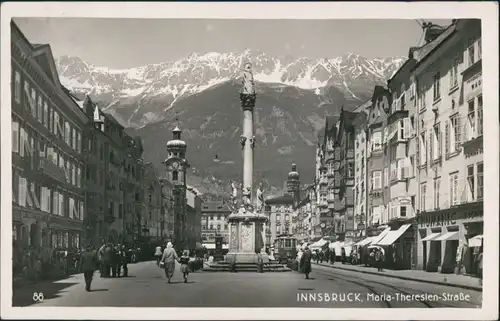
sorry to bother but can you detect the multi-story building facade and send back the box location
[333,109,357,244]
[366,86,391,232]
[186,185,202,249]
[201,200,232,245]
[163,123,190,249]
[413,19,483,274]
[142,162,162,241]
[295,184,316,242]
[264,194,295,246]
[316,116,339,240]
[160,178,175,241]
[353,101,370,240]
[11,21,86,250]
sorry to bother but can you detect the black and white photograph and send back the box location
[1,2,498,320]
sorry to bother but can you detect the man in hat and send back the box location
[80,244,97,292]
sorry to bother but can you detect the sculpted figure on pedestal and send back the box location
[241,63,256,95]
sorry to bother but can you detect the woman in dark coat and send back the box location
[179,250,190,283]
[300,246,312,279]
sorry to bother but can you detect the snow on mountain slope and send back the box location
[55,50,405,127]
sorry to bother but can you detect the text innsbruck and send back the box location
[296,292,472,303]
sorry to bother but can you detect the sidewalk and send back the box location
[313,261,482,291]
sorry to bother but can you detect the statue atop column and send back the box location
[241,62,256,95]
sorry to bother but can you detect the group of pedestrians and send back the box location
[78,243,131,292]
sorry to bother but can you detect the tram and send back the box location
[273,234,297,263]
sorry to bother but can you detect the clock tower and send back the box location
[163,122,190,248]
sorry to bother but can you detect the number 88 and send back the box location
[32,292,44,301]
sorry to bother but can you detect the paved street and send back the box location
[13,261,482,308]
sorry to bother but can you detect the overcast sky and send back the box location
[14,18,451,69]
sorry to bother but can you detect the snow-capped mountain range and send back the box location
[55,50,405,128]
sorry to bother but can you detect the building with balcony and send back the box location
[315,115,339,240]
[366,86,391,232]
[353,101,370,241]
[186,185,203,249]
[295,184,316,242]
[201,200,232,246]
[332,108,358,244]
[413,19,483,274]
[264,194,295,247]
[11,21,87,250]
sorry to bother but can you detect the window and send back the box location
[449,172,459,206]
[14,71,21,103]
[400,84,406,107]
[372,171,382,190]
[372,132,382,151]
[434,124,441,160]
[172,170,178,181]
[31,88,37,116]
[77,132,82,153]
[80,201,84,221]
[72,128,77,150]
[429,130,434,162]
[12,121,19,153]
[420,183,427,211]
[434,178,441,209]
[450,115,462,153]
[328,188,334,200]
[467,165,475,201]
[37,96,43,123]
[467,99,476,140]
[478,38,482,60]
[285,214,290,221]
[53,111,59,136]
[433,72,441,101]
[419,132,427,165]
[400,206,407,217]
[467,41,475,67]
[65,122,71,146]
[419,89,427,112]
[327,162,333,174]
[59,193,65,216]
[477,95,483,136]
[347,163,354,177]
[450,57,458,89]
[477,163,483,200]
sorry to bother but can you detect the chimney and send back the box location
[423,22,446,44]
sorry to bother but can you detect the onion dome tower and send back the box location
[164,120,189,186]
[287,162,301,206]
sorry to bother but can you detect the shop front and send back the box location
[375,221,415,270]
[416,202,483,274]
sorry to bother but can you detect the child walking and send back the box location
[179,250,190,283]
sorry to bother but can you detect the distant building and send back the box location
[264,194,295,247]
[186,185,203,249]
[200,200,232,248]
[141,162,162,242]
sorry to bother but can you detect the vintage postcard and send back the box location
[1,2,498,320]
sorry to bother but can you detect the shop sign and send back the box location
[417,209,483,228]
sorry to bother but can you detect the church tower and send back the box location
[287,162,301,207]
[163,121,190,248]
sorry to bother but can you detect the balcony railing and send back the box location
[39,158,67,183]
[390,167,410,182]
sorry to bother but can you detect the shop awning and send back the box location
[377,224,412,246]
[354,236,375,246]
[370,227,391,245]
[468,235,483,247]
[203,243,215,249]
[420,233,442,242]
[434,231,459,241]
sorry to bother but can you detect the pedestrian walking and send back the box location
[102,243,112,277]
[155,245,163,266]
[179,250,190,283]
[80,245,97,292]
[300,246,312,279]
[162,242,179,283]
[375,248,385,272]
[121,245,129,277]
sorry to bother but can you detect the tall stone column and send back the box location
[239,62,257,203]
